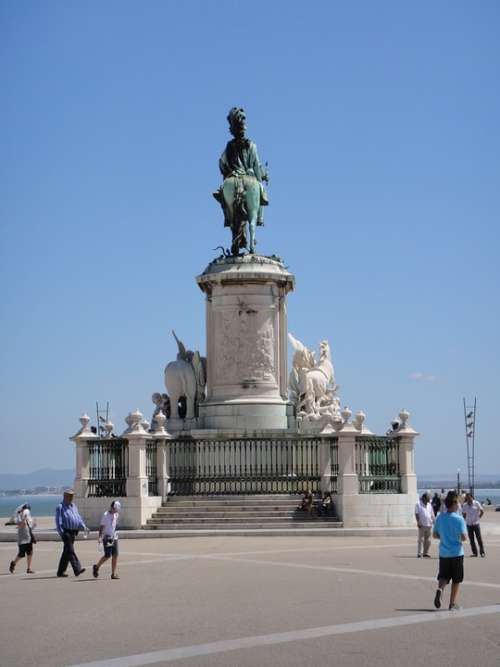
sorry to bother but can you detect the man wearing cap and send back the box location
[55,490,88,577]
[93,500,121,580]
[9,504,36,575]
[415,491,435,558]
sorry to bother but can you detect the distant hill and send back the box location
[418,473,500,482]
[0,469,74,491]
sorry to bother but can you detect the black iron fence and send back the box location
[168,438,333,495]
[146,441,158,496]
[88,438,128,497]
[84,435,403,497]
[330,438,339,494]
[355,436,401,493]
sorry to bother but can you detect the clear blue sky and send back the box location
[1,1,499,477]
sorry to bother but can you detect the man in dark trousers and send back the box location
[55,490,88,578]
[462,492,486,557]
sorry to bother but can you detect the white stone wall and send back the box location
[76,496,162,530]
[337,493,418,528]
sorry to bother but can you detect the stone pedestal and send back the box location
[70,414,97,498]
[197,255,295,431]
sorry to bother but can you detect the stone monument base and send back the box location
[194,254,294,432]
[199,399,294,430]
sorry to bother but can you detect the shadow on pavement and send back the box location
[395,608,438,613]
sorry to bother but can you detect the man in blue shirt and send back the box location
[55,490,88,578]
[432,491,468,610]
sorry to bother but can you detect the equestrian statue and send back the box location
[213,107,269,255]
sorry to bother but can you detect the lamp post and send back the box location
[457,468,461,495]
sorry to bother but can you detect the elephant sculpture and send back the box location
[164,332,206,421]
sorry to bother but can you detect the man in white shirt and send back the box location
[92,500,121,579]
[415,492,435,558]
[462,493,485,558]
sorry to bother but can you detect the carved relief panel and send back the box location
[214,300,277,385]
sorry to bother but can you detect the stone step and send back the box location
[153,506,314,514]
[151,511,334,520]
[145,521,343,530]
[146,516,340,525]
[163,499,313,508]
[143,494,335,531]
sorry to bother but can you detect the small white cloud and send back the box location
[409,372,435,382]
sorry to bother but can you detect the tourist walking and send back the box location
[462,492,485,558]
[415,492,434,558]
[9,504,36,574]
[433,491,468,611]
[93,500,121,580]
[55,490,88,578]
[431,492,441,517]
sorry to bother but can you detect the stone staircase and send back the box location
[144,495,342,531]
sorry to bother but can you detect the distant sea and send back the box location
[1,490,499,519]
[417,488,500,506]
[0,494,62,519]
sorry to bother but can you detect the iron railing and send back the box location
[329,438,339,494]
[355,436,401,493]
[146,440,158,496]
[168,438,325,495]
[88,438,128,497]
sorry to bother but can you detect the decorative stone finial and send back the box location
[152,410,169,436]
[103,419,114,437]
[353,410,366,431]
[125,409,147,435]
[141,419,150,432]
[71,412,98,440]
[341,406,352,423]
[79,414,91,432]
[399,408,410,429]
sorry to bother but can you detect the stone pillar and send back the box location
[125,410,150,499]
[71,414,98,498]
[196,255,295,431]
[397,409,418,494]
[337,425,359,496]
[153,411,170,498]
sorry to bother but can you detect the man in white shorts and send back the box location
[92,500,121,580]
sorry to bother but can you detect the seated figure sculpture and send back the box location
[150,392,171,430]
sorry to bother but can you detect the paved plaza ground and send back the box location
[1,515,499,667]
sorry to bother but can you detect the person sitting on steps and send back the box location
[298,489,314,516]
